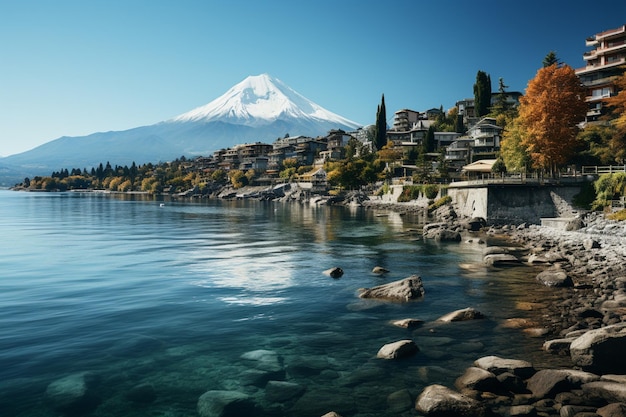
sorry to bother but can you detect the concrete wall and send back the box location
[448,184,583,225]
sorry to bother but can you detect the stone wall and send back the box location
[448,184,583,225]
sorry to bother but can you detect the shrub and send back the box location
[397,185,422,202]
[608,209,626,221]
[423,184,440,200]
[428,195,452,213]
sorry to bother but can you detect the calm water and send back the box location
[0,190,563,417]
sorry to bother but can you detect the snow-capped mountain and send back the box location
[171,73,360,129]
[0,74,362,185]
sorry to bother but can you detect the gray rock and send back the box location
[323,267,344,278]
[391,318,424,328]
[265,381,305,403]
[376,339,419,360]
[508,404,536,416]
[559,405,597,417]
[454,367,499,392]
[570,323,626,374]
[543,338,576,355]
[415,384,486,417]
[386,389,413,413]
[526,369,599,399]
[240,349,282,372]
[582,381,626,403]
[358,275,425,301]
[596,402,626,417]
[437,307,484,322]
[197,390,256,417]
[474,356,535,379]
[372,266,389,274]
[484,253,521,267]
[536,269,574,287]
[583,238,601,250]
[45,372,100,414]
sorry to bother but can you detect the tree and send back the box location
[374,94,387,151]
[603,68,626,163]
[491,77,510,117]
[518,63,587,175]
[500,116,532,173]
[473,70,492,117]
[542,51,560,68]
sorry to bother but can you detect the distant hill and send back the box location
[0,74,362,186]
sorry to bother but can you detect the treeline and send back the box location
[22,158,205,193]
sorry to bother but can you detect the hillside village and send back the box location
[18,23,626,208]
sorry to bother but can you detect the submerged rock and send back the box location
[372,266,390,274]
[536,268,573,287]
[45,372,100,414]
[358,275,425,301]
[197,390,256,417]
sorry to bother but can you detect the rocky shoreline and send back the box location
[354,197,626,417]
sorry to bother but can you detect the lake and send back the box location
[0,190,563,417]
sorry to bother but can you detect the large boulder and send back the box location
[44,372,100,414]
[526,369,599,399]
[570,323,626,374]
[197,390,257,417]
[415,384,486,417]
[536,268,573,287]
[377,340,419,360]
[437,307,484,323]
[582,381,626,403]
[454,367,499,393]
[358,275,425,301]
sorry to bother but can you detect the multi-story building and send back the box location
[576,24,626,124]
[392,109,423,131]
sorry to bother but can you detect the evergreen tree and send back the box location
[542,51,560,68]
[473,70,492,117]
[374,94,387,151]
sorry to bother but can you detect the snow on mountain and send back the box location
[0,74,363,184]
[171,73,361,129]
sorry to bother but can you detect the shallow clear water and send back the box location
[0,191,566,417]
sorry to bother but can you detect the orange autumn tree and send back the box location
[518,63,587,176]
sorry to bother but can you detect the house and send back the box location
[575,24,626,124]
[297,167,327,193]
[468,117,502,159]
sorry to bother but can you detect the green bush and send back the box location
[397,185,422,202]
[428,195,452,212]
[423,184,440,200]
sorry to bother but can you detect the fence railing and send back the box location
[582,166,626,175]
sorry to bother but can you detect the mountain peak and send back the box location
[170,74,361,129]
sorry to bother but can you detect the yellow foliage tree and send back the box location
[518,64,587,175]
[604,67,626,163]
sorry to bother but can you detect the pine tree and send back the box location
[374,94,387,151]
[473,70,492,117]
[542,51,560,68]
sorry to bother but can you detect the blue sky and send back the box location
[1,1,625,157]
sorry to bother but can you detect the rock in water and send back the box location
[536,268,573,287]
[377,340,419,359]
[437,307,484,322]
[358,275,425,301]
[323,267,344,278]
[45,372,100,414]
[372,266,389,274]
[197,390,256,417]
